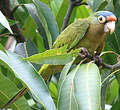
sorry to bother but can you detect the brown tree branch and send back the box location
[82,48,120,70]
[100,61,120,70]
[61,1,74,32]
[0,0,25,43]
[12,4,23,14]
[61,0,88,32]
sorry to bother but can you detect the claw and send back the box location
[78,47,90,58]
[78,47,103,66]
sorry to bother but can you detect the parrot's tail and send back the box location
[39,64,64,80]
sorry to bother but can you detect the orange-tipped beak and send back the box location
[107,16,117,22]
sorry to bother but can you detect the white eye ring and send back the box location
[98,16,106,24]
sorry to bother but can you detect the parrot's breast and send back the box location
[75,23,106,54]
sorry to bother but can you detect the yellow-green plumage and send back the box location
[39,12,110,80]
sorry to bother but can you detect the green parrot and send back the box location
[39,11,117,80]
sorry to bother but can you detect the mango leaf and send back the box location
[15,43,26,58]
[31,1,52,48]
[24,4,49,49]
[24,46,82,65]
[58,62,101,110]
[25,39,38,57]
[111,100,120,110]
[56,0,69,30]
[33,0,59,43]
[25,39,41,71]
[58,58,76,90]
[105,79,119,104]
[0,11,13,34]
[0,43,6,54]
[104,0,114,12]
[34,32,46,53]
[68,8,76,25]
[15,39,43,71]
[76,5,90,19]
[0,19,18,31]
[86,0,107,12]
[0,50,56,110]
[17,0,33,4]
[39,0,50,5]
[24,46,74,65]
[97,1,108,11]
[12,1,29,25]
[22,15,46,53]
[0,73,31,110]
[49,82,58,106]
[22,15,37,40]
[50,0,62,17]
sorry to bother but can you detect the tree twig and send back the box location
[61,1,74,32]
[0,0,25,43]
[101,62,120,70]
[84,49,120,70]
[12,4,24,14]
[61,0,88,32]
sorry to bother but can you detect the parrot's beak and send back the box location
[104,16,117,34]
[104,21,115,34]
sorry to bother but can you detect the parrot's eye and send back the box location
[98,16,106,24]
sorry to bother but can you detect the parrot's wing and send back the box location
[52,19,89,50]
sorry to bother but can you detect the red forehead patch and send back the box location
[107,16,117,21]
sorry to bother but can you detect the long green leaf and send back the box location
[22,15,37,39]
[0,43,6,54]
[111,100,120,110]
[86,0,106,11]
[56,0,69,30]
[33,0,59,43]
[24,46,73,65]
[24,47,83,65]
[105,79,118,104]
[97,1,108,11]
[25,39,42,71]
[0,11,13,34]
[32,2,52,48]
[58,58,75,90]
[76,5,90,19]
[58,62,101,110]
[24,4,49,49]
[50,0,62,17]
[0,73,31,110]
[22,15,46,53]
[0,51,56,110]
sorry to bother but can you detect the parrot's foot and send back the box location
[78,47,92,58]
[78,47,103,66]
[93,55,103,66]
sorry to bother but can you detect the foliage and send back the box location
[0,0,120,110]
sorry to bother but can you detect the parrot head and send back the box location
[91,11,117,34]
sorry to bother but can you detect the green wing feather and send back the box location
[52,19,89,50]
